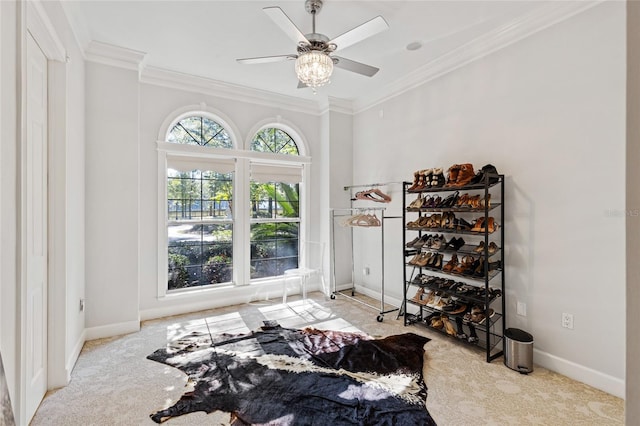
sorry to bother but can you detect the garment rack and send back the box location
[329,181,402,322]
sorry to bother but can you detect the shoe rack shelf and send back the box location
[401,173,506,363]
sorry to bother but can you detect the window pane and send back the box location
[250,222,299,279]
[167,168,233,290]
[167,169,233,221]
[251,128,299,155]
[167,116,233,149]
[250,182,300,219]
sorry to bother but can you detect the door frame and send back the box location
[18,1,66,423]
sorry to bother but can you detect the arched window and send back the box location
[168,116,233,148]
[251,128,299,155]
[248,128,302,280]
[164,115,234,291]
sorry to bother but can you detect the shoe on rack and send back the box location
[414,252,432,267]
[439,191,459,208]
[452,163,476,187]
[471,217,485,232]
[441,315,457,336]
[480,194,491,208]
[456,218,473,231]
[406,236,421,247]
[429,168,446,188]
[455,316,468,340]
[442,298,467,315]
[419,169,434,190]
[474,241,485,253]
[412,234,430,249]
[444,164,461,187]
[451,237,466,251]
[455,193,470,208]
[430,235,444,250]
[488,241,499,254]
[473,256,487,277]
[467,194,481,209]
[442,254,458,272]
[407,253,422,265]
[485,217,499,233]
[421,290,435,306]
[410,287,425,303]
[469,164,500,186]
[424,195,441,208]
[408,171,422,191]
[467,323,479,344]
[408,195,424,209]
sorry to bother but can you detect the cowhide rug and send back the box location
[147,324,436,425]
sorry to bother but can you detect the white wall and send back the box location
[82,72,325,324]
[352,1,625,397]
[85,62,140,334]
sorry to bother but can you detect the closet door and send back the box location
[25,31,48,421]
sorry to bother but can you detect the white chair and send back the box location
[282,241,326,304]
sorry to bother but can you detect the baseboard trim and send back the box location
[65,329,86,383]
[140,280,300,321]
[85,320,140,341]
[533,348,625,399]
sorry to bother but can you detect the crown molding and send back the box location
[352,0,603,114]
[319,97,354,115]
[85,41,146,72]
[140,66,324,116]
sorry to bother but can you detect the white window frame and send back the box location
[156,109,310,299]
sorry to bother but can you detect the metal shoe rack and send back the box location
[401,173,505,362]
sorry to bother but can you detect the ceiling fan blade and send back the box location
[263,6,309,46]
[333,56,379,77]
[237,55,297,64]
[329,16,389,52]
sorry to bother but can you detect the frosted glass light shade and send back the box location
[295,51,333,88]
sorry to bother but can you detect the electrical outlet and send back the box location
[562,312,574,329]
[516,302,527,317]
[363,266,370,276]
[79,298,85,312]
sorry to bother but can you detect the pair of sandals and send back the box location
[474,241,499,254]
[456,193,491,209]
[471,217,499,233]
[463,305,495,325]
[408,252,443,269]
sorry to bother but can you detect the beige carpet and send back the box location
[31,293,623,425]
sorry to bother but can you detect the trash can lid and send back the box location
[505,328,533,342]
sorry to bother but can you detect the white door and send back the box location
[25,32,48,421]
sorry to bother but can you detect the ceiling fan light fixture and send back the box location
[295,50,333,88]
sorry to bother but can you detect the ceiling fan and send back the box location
[236,0,389,90]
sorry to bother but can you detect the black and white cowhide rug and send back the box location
[147,324,436,425]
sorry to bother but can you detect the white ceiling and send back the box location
[61,1,586,103]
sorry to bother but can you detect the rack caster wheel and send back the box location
[377,315,384,322]
[330,294,336,300]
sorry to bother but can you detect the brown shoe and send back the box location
[453,163,475,187]
[407,171,421,191]
[444,164,460,187]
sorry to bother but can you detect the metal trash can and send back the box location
[504,328,533,374]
